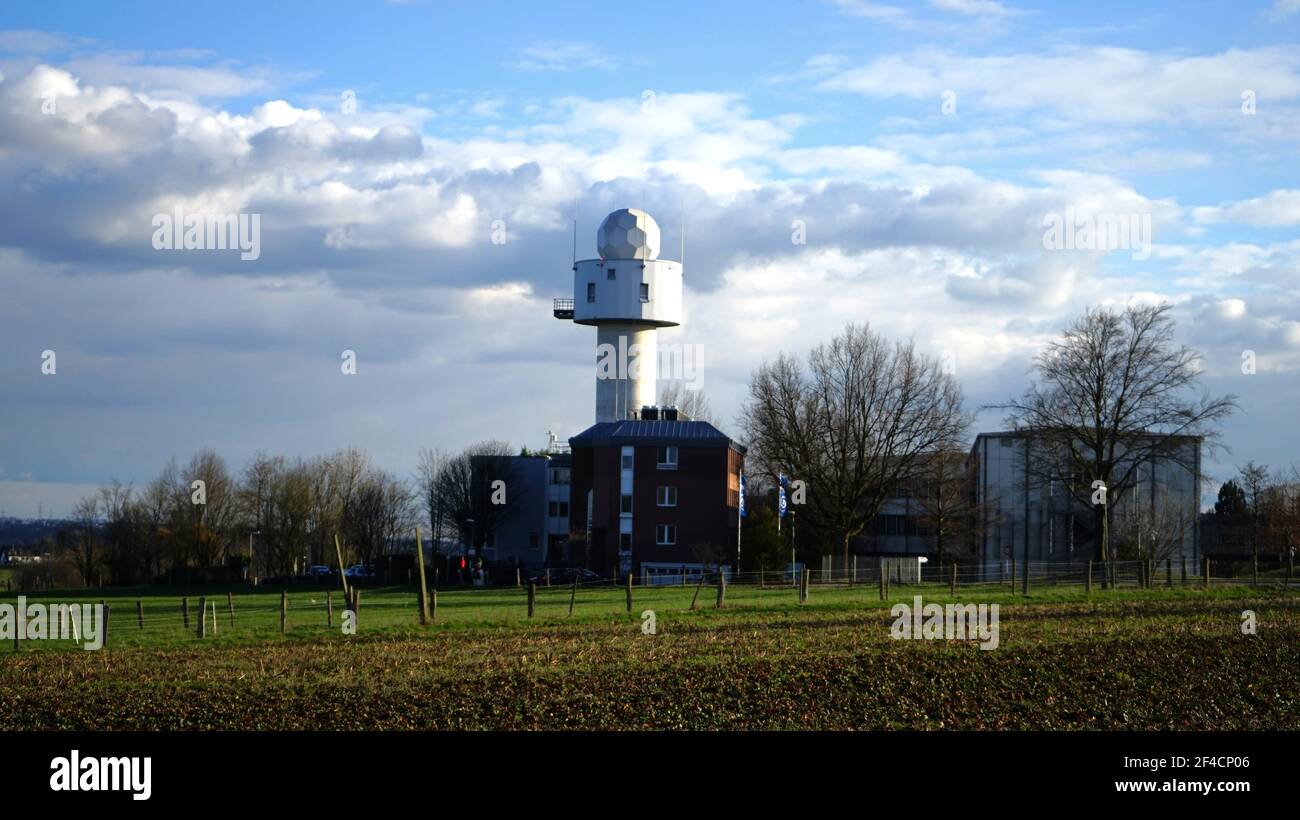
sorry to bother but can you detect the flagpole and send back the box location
[736,469,743,579]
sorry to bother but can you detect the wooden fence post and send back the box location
[327,591,333,628]
[210,600,217,636]
[690,572,706,610]
[198,596,207,638]
[1010,558,1016,592]
[182,597,189,629]
[625,573,633,613]
[1166,559,1172,588]
[1181,557,1187,585]
[545,568,551,587]
[568,574,578,616]
[516,567,522,589]
[878,558,886,601]
[227,592,235,627]
[527,583,536,618]
[950,562,957,595]
[1086,560,1093,594]
[1203,558,1211,589]
[136,600,144,630]
[352,589,361,626]
[802,568,810,603]
[430,589,437,624]
[280,590,287,633]
[102,601,109,646]
[415,526,430,625]
[715,571,726,609]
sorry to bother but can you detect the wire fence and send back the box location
[3,556,1294,652]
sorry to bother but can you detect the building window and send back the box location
[656,524,677,546]
[657,486,678,507]
[621,494,633,515]
[620,533,632,551]
[657,446,678,469]
[550,468,570,485]
[621,452,634,470]
[559,501,568,517]
[639,283,649,302]
[587,282,596,302]
[608,267,616,280]
[548,501,558,516]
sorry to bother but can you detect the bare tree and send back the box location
[659,381,719,427]
[434,440,516,555]
[1112,492,1197,563]
[343,468,414,567]
[910,449,989,567]
[1263,464,1300,581]
[416,447,455,550]
[182,449,238,571]
[68,495,100,586]
[1238,461,1270,584]
[994,303,1236,584]
[741,323,971,575]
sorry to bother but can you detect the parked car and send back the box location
[344,564,375,580]
[307,565,334,578]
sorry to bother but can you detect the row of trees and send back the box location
[45,439,530,588]
[1215,462,1300,578]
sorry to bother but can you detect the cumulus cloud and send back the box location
[0,40,1295,510]
[1193,189,1300,227]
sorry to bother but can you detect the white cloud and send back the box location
[818,46,1300,126]
[1193,189,1300,227]
[511,40,618,72]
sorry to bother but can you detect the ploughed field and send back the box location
[1,584,1297,729]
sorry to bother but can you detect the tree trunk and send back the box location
[1094,504,1109,590]
[843,533,852,587]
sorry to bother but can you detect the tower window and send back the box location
[587,282,596,302]
[639,283,649,302]
[608,268,616,280]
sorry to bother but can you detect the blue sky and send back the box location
[1,0,1299,516]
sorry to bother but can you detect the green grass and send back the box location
[0,579,1281,651]
[2,582,1297,729]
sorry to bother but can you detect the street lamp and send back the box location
[248,530,260,586]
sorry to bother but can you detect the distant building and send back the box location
[819,432,1204,581]
[568,409,744,582]
[970,431,1202,579]
[473,451,572,572]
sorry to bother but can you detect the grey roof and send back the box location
[570,420,745,452]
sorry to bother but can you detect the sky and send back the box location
[1,0,1299,517]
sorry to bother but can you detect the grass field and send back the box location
[2,581,1298,729]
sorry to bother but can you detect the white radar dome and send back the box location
[596,208,661,261]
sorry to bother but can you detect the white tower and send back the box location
[554,208,683,423]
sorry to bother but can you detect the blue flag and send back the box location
[739,471,747,517]
[778,474,788,518]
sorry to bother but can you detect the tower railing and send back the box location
[552,297,574,319]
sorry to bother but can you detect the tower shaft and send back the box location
[595,324,658,422]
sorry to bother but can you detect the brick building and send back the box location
[567,411,744,582]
